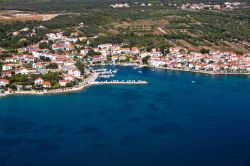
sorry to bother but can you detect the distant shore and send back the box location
[92,63,250,75]
[146,66,250,75]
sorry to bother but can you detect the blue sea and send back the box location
[0,66,250,166]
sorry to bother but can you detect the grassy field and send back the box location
[0,10,59,22]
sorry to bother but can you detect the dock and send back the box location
[92,80,148,85]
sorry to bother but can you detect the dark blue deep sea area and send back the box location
[0,66,250,166]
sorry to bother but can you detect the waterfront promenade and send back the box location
[0,72,148,97]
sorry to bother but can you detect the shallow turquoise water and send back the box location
[0,66,250,166]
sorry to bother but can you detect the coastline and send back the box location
[146,66,250,75]
[92,63,250,75]
[1,64,250,97]
[0,71,148,97]
[0,73,99,97]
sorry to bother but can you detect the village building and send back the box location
[15,68,29,75]
[1,71,12,78]
[2,64,13,71]
[63,74,74,81]
[33,63,46,70]
[42,81,51,88]
[0,79,9,87]
[59,80,68,87]
[34,78,44,85]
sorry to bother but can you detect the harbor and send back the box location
[0,69,148,97]
[93,67,148,85]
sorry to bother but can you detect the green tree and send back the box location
[142,55,150,64]
[39,42,51,49]
[87,50,101,57]
[0,62,3,75]
[200,48,210,54]
[40,56,50,62]
[76,61,85,74]
[47,63,58,69]
[66,82,74,87]
[42,72,62,85]
[52,83,60,89]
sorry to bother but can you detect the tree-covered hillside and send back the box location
[0,0,248,11]
[0,0,249,53]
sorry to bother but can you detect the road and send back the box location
[157,27,167,34]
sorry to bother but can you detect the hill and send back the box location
[0,0,248,11]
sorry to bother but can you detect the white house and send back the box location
[71,69,81,78]
[34,78,44,85]
[24,55,35,63]
[140,52,151,58]
[148,57,167,67]
[33,63,46,70]
[64,59,75,66]
[2,64,13,71]
[63,74,74,81]
[98,44,112,50]
[15,68,29,75]
[80,49,89,56]
[59,80,68,87]
[46,33,62,41]
[4,57,17,63]
[131,47,140,55]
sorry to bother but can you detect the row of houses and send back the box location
[82,44,250,73]
[179,2,247,10]
[147,48,250,72]
[80,43,250,73]
[33,74,75,88]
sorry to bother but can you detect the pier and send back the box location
[92,80,148,85]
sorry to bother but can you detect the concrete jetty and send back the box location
[92,80,148,85]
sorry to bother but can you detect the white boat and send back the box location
[98,74,115,78]
[133,66,143,69]
[99,75,111,78]
[94,69,107,72]
[112,69,118,73]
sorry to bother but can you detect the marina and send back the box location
[94,68,119,79]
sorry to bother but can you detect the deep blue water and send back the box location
[0,66,250,166]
